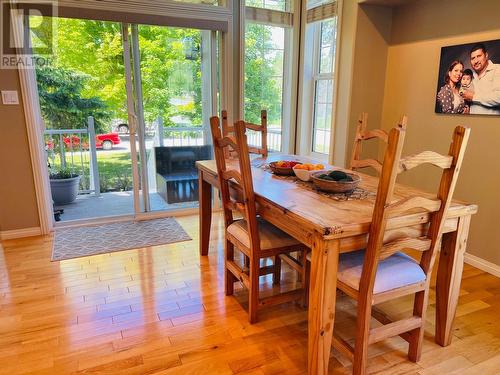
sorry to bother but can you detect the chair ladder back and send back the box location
[221,109,268,158]
[407,126,470,343]
[210,116,262,255]
[419,126,471,275]
[386,196,442,218]
[233,121,262,255]
[398,151,453,173]
[210,116,237,228]
[221,110,233,159]
[349,113,370,171]
[359,125,407,300]
[255,110,268,158]
[379,236,432,260]
[350,113,407,175]
[221,110,233,135]
[373,126,470,277]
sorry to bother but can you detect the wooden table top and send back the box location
[196,154,477,240]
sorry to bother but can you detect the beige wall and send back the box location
[379,0,500,266]
[346,4,392,172]
[0,69,40,232]
[331,0,358,166]
[333,1,393,167]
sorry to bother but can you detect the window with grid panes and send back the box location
[243,0,294,152]
[312,17,336,154]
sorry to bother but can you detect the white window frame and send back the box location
[240,1,299,154]
[311,18,335,156]
[14,10,54,235]
[296,0,341,162]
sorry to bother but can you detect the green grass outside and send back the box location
[49,151,134,192]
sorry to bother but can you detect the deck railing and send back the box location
[44,116,100,195]
[156,120,282,151]
[157,125,205,147]
[45,117,283,199]
[246,127,282,152]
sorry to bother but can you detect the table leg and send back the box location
[435,215,471,346]
[308,234,340,374]
[198,171,212,256]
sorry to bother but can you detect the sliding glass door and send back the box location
[32,17,137,222]
[31,15,219,223]
[122,24,217,215]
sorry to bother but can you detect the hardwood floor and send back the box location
[1,214,499,374]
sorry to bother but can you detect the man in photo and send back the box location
[462,43,500,115]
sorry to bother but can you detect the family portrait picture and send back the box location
[435,38,500,115]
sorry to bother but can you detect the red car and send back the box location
[93,133,121,150]
[48,133,121,151]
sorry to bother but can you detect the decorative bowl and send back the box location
[311,171,361,193]
[268,161,301,176]
[292,166,325,182]
[292,166,312,181]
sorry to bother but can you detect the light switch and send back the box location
[1,90,20,105]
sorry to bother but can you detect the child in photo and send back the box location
[459,69,474,94]
[459,69,474,113]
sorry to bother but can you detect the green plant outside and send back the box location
[50,151,134,193]
[49,168,80,179]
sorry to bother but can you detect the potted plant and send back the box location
[49,169,81,205]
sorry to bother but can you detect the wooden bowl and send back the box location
[311,171,361,193]
[268,161,301,176]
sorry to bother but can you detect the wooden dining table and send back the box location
[195,154,477,374]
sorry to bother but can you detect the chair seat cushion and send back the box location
[338,250,426,294]
[227,218,300,250]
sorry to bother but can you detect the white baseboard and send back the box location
[0,226,41,241]
[464,253,500,278]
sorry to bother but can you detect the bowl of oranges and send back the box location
[292,163,325,181]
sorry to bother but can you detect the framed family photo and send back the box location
[435,38,500,116]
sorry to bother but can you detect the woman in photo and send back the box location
[437,60,467,113]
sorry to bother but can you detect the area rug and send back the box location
[52,217,191,261]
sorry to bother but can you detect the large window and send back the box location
[244,23,285,151]
[243,1,295,152]
[242,0,337,155]
[296,0,338,159]
[312,18,336,154]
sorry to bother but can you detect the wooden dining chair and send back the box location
[221,109,303,279]
[332,124,470,374]
[221,109,268,158]
[349,112,408,175]
[221,109,268,270]
[210,116,309,323]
